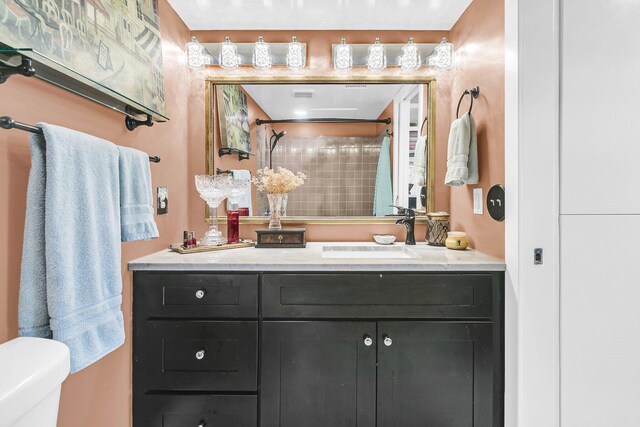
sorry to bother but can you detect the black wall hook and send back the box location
[125,114,154,131]
[456,86,480,119]
[0,57,36,84]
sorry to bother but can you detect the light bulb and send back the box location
[333,38,352,71]
[286,36,305,70]
[428,37,454,70]
[253,36,272,70]
[400,37,421,71]
[219,36,240,69]
[186,36,204,70]
[367,38,386,71]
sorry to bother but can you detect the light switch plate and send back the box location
[157,186,168,215]
[473,188,483,215]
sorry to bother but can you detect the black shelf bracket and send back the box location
[0,57,35,84]
[125,114,154,131]
[218,148,250,161]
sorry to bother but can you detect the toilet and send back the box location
[0,337,70,427]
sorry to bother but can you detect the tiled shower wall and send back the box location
[257,135,385,216]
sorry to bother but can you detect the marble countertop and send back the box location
[128,242,505,272]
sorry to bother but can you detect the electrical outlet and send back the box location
[473,188,483,215]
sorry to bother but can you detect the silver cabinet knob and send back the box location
[363,335,373,347]
[383,335,393,347]
[195,350,205,360]
[197,422,206,427]
[195,289,205,299]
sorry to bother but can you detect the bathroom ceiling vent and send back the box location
[345,84,367,89]
[291,90,315,99]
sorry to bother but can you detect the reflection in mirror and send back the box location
[207,80,435,220]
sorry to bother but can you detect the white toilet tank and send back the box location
[0,337,70,427]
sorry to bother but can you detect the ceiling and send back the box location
[242,84,408,120]
[167,0,473,31]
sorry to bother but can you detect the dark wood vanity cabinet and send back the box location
[133,271,504,427]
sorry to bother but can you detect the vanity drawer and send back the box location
[134,272,258,319]
[136,321,257,391]
[262,273,494,319]
[135,395,257,427]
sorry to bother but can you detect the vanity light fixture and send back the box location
[253,36,272,70]
[333,38,353,71]
[219,36,240,69]
[186,36,205,70]
[400,37,421,71]
[367,38,387,71]
[428,37,455,70]
[286,36,306,70]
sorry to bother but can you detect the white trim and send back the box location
[503,0,519,424]
[506,0,561,425]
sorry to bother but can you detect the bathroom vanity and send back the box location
[129,243,505,427]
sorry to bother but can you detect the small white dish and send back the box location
[373,235,397,245]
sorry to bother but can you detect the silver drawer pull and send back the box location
[363,335,373,347]
[383,335,393,347]
[195,289,206,299]
[197,422,206,427]
[195,350,205,360]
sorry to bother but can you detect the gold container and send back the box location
[445,231,469,250]
[426,212,450,246]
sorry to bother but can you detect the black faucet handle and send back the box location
[391,205,415,218]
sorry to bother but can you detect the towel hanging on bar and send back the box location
[0,116,161,163]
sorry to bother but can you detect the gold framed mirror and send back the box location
[205,76,436,224]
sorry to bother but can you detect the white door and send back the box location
[560,0,640,425]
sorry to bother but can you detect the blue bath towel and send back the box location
[118,146,159,242]
[373,136,393,216]
[19,124,125,373]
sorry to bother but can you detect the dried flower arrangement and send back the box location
[252,167,307,194]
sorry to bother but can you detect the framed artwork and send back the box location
[0,0,166,115]
[217,84,251,154]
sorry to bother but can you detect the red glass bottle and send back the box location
[227,203,240,244]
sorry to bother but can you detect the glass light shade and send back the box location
[186,36,204,70]
[429,37,454,70]
[253,36,272,69]
[400,37,421,71]
[333,38,352,71]
[219,36,240,69]
[286,36,305,70]
[367,38,386,71]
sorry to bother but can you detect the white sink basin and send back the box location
[321,245,420,259]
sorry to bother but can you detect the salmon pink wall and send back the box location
[446,0,505,258]
[0,2,190,426]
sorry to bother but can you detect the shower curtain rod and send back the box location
[256,117,391,125]
[0,116,161,163]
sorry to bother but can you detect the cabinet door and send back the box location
[377,322,495,427]
[261,321,376,427]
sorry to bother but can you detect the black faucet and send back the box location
[394,206,416,245]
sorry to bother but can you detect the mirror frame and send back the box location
[205,75,436,224]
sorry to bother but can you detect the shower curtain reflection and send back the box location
[257,133,387,216]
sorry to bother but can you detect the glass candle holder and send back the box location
[426,212,450,246]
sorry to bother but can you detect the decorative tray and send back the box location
[169,240,255,254]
